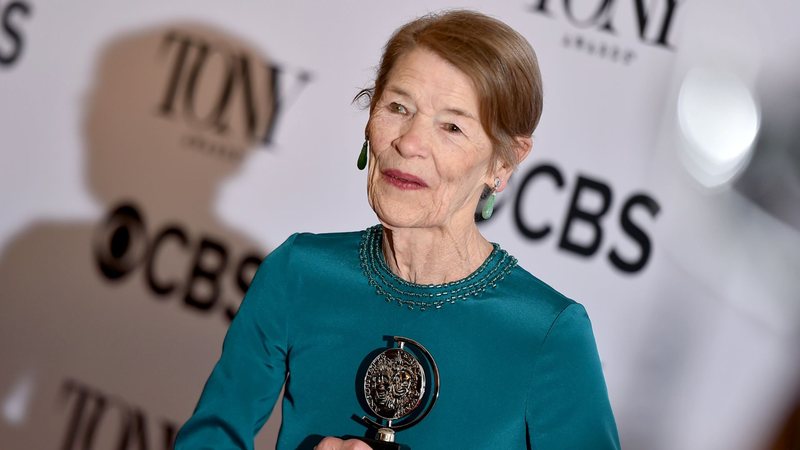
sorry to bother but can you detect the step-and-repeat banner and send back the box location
[2,1,799,449]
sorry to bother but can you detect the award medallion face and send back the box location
[363,348,426,420]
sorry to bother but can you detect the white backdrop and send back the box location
[1,1,799,449]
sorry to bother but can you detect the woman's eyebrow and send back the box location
[443,107,476,120]
[385,85,412,98]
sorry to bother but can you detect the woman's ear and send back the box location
[514,135,533,167]
[494,136,533,193]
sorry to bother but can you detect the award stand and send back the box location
[352,336,440,450]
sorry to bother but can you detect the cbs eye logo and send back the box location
[93,201,264,322]
[0,1,32,67]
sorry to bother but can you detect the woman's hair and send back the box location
[359,10,543,170]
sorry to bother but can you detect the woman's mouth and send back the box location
[381,169,428,190]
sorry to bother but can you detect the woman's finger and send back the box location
[315,436,373,450]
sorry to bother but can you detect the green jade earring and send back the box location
[482,177,502,220]
[357,139,368,170]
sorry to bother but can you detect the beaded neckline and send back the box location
[359,225,517,311]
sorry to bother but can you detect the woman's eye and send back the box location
[389,102,407,114]
[445,123,462,134]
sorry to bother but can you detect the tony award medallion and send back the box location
[356,336,439,450]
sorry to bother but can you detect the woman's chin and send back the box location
[369,195,425,224]
[373,208,432,230]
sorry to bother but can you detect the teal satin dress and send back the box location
[174,226,620,449]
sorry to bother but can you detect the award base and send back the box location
[343,428,410,450]
[355,437,410,450]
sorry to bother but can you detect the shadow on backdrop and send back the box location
[0,23,285,449]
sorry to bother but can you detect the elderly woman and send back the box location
[175,10,620,450]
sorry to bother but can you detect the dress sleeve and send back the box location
[174,234,299,450]
[525,303,621,449]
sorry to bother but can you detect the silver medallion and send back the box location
[363,347,425,420]
[358,336,440,446]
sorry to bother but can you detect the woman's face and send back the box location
[367,47,496,231]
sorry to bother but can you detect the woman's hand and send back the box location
[315,436,373,450]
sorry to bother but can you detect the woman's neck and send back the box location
[380,223,493,285]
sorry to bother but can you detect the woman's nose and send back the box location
[393,115,432,159]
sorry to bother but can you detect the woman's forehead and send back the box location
[384,48,480,115]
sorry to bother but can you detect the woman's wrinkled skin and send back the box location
[366,47,530,286]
